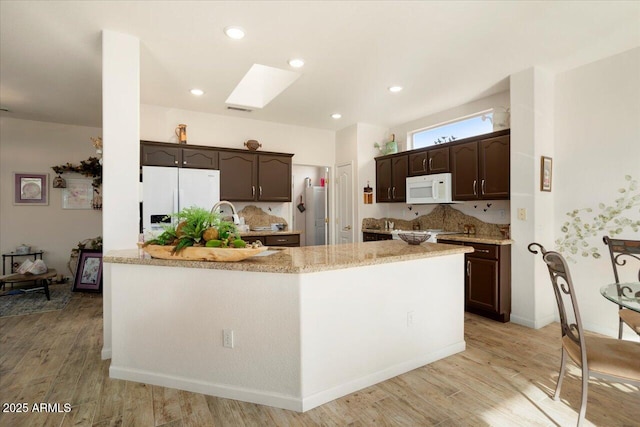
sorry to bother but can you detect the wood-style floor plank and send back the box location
[0,292,638,426]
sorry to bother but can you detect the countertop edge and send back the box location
[362,229,512,245]
[104,243,473,274]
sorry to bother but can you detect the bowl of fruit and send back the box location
[143,207,268,262]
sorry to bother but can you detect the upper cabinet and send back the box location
[451,132,510,200]
[141,141,293,202]
[375,129,509,203]
[182,148,218,169]
[408,147,450,176]
[219,151,293,202]
[257,155,292,202]
[141,142,218,169]
[218,152,257,201]
[141,142,182,167]
[376,154,408,202]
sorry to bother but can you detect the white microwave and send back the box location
[406,173,457,204]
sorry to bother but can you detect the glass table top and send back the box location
[600,282,640,313]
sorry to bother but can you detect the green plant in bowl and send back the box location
[146,206,239,254]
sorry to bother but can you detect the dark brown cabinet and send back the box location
[439,239,511,322]
[141,142,219,169]
[376,155,408,202]
[182,148,218,169]
[242,234,300,247]
[451,134,509,200]
[219,152,292,202]
[257,155,292,202]
[219,152,257,201]
[142,141,293,202]
[408,147,450,176]
[141,143,182,167]
[363,232,393,242]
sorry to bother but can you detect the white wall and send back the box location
[141,104,335,167]
[390,91,511,151]
[0,117,102,276]
[356,123,389,237]
[554,47,640,339]
[510,67,556,329]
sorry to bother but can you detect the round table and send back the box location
[600,282,640,313]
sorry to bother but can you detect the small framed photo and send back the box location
[540,156,553,192]
[73,249,103,293]
[63,179,94,209]
[14,173,48,205]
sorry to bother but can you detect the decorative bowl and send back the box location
[398,231,431,245]
[143,245,268,262]
[244,139,262,151]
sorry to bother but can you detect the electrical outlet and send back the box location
[407,311,414,327]
[223,329,234,348]
[517,208,527,221]
[499,209,506,219]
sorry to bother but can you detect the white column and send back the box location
[510,67,556,328]
[102,30,140,358]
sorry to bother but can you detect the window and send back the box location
[411,111,494,150]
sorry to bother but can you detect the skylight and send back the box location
[225,64,301,109]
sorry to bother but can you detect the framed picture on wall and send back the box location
[540,156,553,192]
[63,179,94,209]
[14,172,48,205]
[72,249,103,293]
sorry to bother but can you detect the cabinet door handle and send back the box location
[174,160,179,164]
[429,158,433,171]
[466,260,471,277]
[422,158,426,171]
[252,186,256,196]
[259,186,263,196]
[183,161,187,165]
[276,238,287,242]
[387,188,391,199]
[392,187,396,199]
[481,179,486,195]
[473,180,477,196]
[476,249,490,253]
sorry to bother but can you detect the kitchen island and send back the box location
[104,240,472,412]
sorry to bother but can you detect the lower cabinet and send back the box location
[439,239,511,322]
[243,234,300,247]
[362,232,393,242]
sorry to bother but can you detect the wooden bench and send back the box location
[0,269,57,300]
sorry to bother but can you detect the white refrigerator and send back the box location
[142,166,220,236]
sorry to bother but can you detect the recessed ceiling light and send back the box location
[288,58,305,68]
[224,26,245,40]
[331,113,342,119]
[190,89,205,96]
[388,86,403,93]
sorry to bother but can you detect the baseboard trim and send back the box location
[301,341,466,412]
[109,365,303,411]
[109,341,465,413]
[101,347,112,360]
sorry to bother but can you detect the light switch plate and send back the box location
[517,208,527,221]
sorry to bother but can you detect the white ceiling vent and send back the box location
[226,64,301,109]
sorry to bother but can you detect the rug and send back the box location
[0,283,73,317]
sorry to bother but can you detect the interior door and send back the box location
[336,163,354,244]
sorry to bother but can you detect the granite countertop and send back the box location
[435,234,513,246]
[238,230,303,237]
[362,228,512,246]
[105,241,472,274]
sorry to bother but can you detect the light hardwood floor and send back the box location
[1,292,638,427]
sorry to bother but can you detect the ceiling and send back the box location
[1,1,638,131]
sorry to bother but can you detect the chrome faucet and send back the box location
[211,200,240,224]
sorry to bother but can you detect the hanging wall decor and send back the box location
[14,173,48,205]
